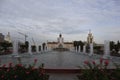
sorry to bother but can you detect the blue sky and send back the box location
[0,0,120,44]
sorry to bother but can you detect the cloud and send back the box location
[0,0,120,43]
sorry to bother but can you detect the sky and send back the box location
[0,0,120,44]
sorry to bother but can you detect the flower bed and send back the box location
[0,59,49,80]
[77,58,120,80]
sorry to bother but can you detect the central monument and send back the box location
[57,34,64,48]
[47,34,73,51]
[53,34,69,51]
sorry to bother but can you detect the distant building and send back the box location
[47,34,74,50]
[5,32,12,43]
[87,30,94,44]
[0,33,4,42]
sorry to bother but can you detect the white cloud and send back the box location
[0,0,120,44]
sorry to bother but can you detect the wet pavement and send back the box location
[0,51,120,69]
[0,51,120,80]
[49,73,78,80]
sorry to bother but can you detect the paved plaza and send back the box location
[0,51,120,69]
[0,51,120,80]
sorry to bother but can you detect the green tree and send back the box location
[0,41,12,51]
[117,40,120,51]
[110,41,115,51]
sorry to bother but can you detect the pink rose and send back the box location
[34,59,38,63]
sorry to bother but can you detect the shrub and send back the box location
[0,59,49,80]
[77,58,120,80]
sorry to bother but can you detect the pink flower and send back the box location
[34,59,38,63]
[104,59,109,66]
[7,69,10,72]
[26,71,30,75]
[40,69,45,75]
[84,60,89,65]
[17,64,22,67]
[2,64,6,68]
[32,67,36,71]
[1,75,4,78]
[8,62,13,67]
[14,75,17,78]
[92,61,96,65]
[100,58,103,64]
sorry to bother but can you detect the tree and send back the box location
[25,41,29,51]
[73,41,84,51]
[117,40,120,50]
[110,41,115,51]
[42,43,46,51]
[0,42,12,51]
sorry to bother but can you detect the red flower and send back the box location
[14,75,17,78]
[17,64,22,67]
[26,71,30,75]
[92,61,96,65]
[84,60,89,65]
[7,69,10,72]
[34,59,38,63]
[1,75,4,78]
[40,69,45,75]
[100,58,103,64]
[8,62,13,67]
[104,59,109,66]
[32,67,36,71]
[2,64,6,68]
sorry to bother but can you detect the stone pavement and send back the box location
[49,73,78,80]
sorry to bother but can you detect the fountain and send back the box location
[89,43,93,56]
[36,45,39,53]
[12,40,20,57]
[11,40,21,64]
[83,45,86,54]
[79,46,81,52]
[28,42,32,55]
[53,47,69,51]
[103,40,110,59]
[53,34,69,52]
[75,46,77,52]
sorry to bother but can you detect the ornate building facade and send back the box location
[47,34,74,50]
[0,33,4,42]
[87,30,94,44]
[5,32,12,43]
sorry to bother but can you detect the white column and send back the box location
[13,40,18,55]
[28,42,32,55]
[83,45,86,53]
[103,40,110,59]
[89,43,93,56]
